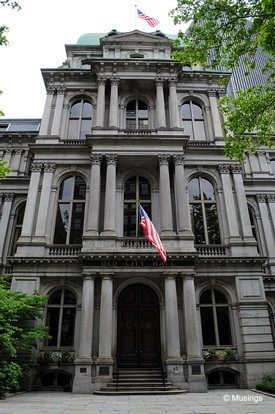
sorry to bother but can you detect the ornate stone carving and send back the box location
[168,77,178,87]
[231,164,243,174]
[158,154,170,166]
[218,164,230,174]
[90,154,103,165]
[56,85,66,95]
[4,192,15,202]
[105,154,118,165]
[44,162,56,173]
[256,194,266,203]
[46,85,55,95]
[97,75,107,86]
[30,162,43,172]
[207,89,217,97]
[266,194,275,203]
[110,77,119,86]
[14,148,23,155]
[173,154,185,166]
[155,77,165,87]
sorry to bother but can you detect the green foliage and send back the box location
[170,0,275,161]
[0,275,48,398]
[256,373,275,394]
[0,1,21,46]
[203,347,238,361]
[0,160,12,179]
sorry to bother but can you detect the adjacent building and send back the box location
[0,29,274,393]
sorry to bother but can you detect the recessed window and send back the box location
[67,99,93,139]
[188,177,221,244]
[200,288,232,347]
[45,288,76,347]
[126,100,149,129]
[124,176,151,237]
[10,203,25,255]
[53,175,86,244]
[181,100,206,140]
[208,370,237,387]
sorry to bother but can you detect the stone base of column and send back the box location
[94,359,114,388]
[165,359,187,389]
[161,230,176,237]
[100,230,116,236]
[186,362,207,392]
[72,360,93,394]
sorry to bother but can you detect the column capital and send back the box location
[46,85,55,95]
[4,192,15,202]
[110,76,119,86]
[158,154,170,166]
[155,77,165,87]
[207,89,217,97]
[97,75,107,85]
[82,272,97,280]
[15,148,23,155]
[256,194,267,203]
[266,194,275,203]
[99,273,114,280]
[168,77,178,87]
[30,162,43,172]
[231,164,243,174]
[163,272,178,280]
[56,85,66,95]
[180,272,196,280]
[105,154,118,165]
[90,154,103,165]
[218,163,230,174]
[44,162,56,173]
[173,154,185,166]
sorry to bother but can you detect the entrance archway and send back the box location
[117,283,161,368]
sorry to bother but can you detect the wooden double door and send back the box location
[117,284,161,368]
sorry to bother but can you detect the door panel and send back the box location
[117,284,160,368]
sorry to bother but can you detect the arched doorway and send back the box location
[117,283,161,368]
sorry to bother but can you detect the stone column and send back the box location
[173,154,193,238]
[0,193,14,261]
[3,149,12,166]
[182,274,201,359]
[158,154,174,235]
[51,87,65,136]
[102,154,117,235]
[34,162,56,240]
[98,274,113,361]
[231,164,255,241]
[39,86,55,136]
[85,154,102,236]
[168,78,181,128]
[19,162,43,242]
[208,89,223,139]
[12,149,23,175]
[109,77,119,128]
[257,194,275,258]
[219,164,240,243]
[155,78,166,128]
[267,194,275,232]
[95,76,106,128]
[164,274,181,359]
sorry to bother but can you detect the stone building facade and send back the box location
[0,30,274,393]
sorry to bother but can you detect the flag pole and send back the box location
[134,4,137,29]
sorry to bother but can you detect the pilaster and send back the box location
[158,154,174,236]
[95,76,106,128]
[101,154,117,236]
[168,77,181,128]
[109,77,119,128]
[155,77,166,128]
[51,86,66,136]
[84,154,103,237]
[0,193,14,262]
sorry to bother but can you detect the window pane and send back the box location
[124,202,136,236]
[60,307,76,346]
[74,177,86,199]
[183,120,193,138]
[48,290,62,305]
[126,119,136,129]
[59,177,73,200]
[127,101,136,111]
[82,101,92,117]
[192,103,204,119]
[17,204,26,224]
[200,178,215,200]
[270,160,275,176]
[138,101,147,110]
[47,308,60,346]
[53,203,70,244]
[200,289,212,304]
[188,178,200,200]
[70,101,81,117]
[205,204,221,244]
[139,177,150,199]
[79,119,91,139]
[208,371,221,385]
[194,120,206,140]
[215,290,227,304]
[190,203,206,244]
[216,307,232,345]
[124,177,136,200]
[64,290,76,305]
[200,307,216,345]
[138,119,149,129]
[67,120,79,139]
[181,103,191,119]
[69,203,85,244]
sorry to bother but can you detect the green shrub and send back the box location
[256,382,275,394]
[0,361,22,399]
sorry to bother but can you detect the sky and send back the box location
[0,0,187,119]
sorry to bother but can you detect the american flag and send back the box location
[139,204,167,263]
[137,9,159,28]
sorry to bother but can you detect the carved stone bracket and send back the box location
[207,89,217,97]
[46,85,55,95]
[158,154,170,166]
[155,77,165,87]
[97,75,107,86]
[56,85,66,95]
[168,77,178,87]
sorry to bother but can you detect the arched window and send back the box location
[200,288,232,347]
[188,177,220,244]
[46,288,77,347]
[53,175,86,244]
[10,202,25,255]
[181,100,206,140]
[67,99,93,139]
[207,369,238,387]
[126,100,149,129]
[124,176,151,236]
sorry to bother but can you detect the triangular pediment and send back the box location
[101,30,171,45]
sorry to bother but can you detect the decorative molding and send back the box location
[207,89,217,97]
[44,162,56,173]
[231,164,243,174]
[173,154,185,166]
[110,77,119,86]
[168,77,178,87]
[97,75,107,86]
[266,194,275,203]
[90,154,103,165]
[4,192,15,202]
[218,164,230,174]
[105,154,118,165]
[56,86,66,95]
[158,154,170,166]
[30,162,43,173]
[256,194,266,203]
[46,85,55,95]
[155,77,165,87]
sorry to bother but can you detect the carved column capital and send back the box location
[56,85,66,95]
[266,194,275,203]
[218,164,230,174]
[168,77,178,87]
[90,154,103,165]
[97,75,107,86]
[110,77,119,86]
[30,162,43,172]
[44,162,56,173]
[4,192,15,202]
[14,148,23,155]
[173,154,185,166]
[155,77,165,87]
[256,194,266,203]
[231,164,243,174]
[207,89,217,97]
[105,154,118,165]
[158,154,170,166]
[46,85,55,95]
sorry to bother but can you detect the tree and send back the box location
[0,276,48,398]
[0,159,12,178]
[170,0,275,161]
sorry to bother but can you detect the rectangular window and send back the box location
[69,203,85,244]
[60,308,76,347]
[216,307,232,345]
[46,308,60,346]
[201,307,216,345]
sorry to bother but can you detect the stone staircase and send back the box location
[94,367,187,395]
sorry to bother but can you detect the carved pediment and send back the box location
[101,30,171,46]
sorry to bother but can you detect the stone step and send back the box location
[94,389,187,395]
[100,385,182,391]
[107,382,173,387]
